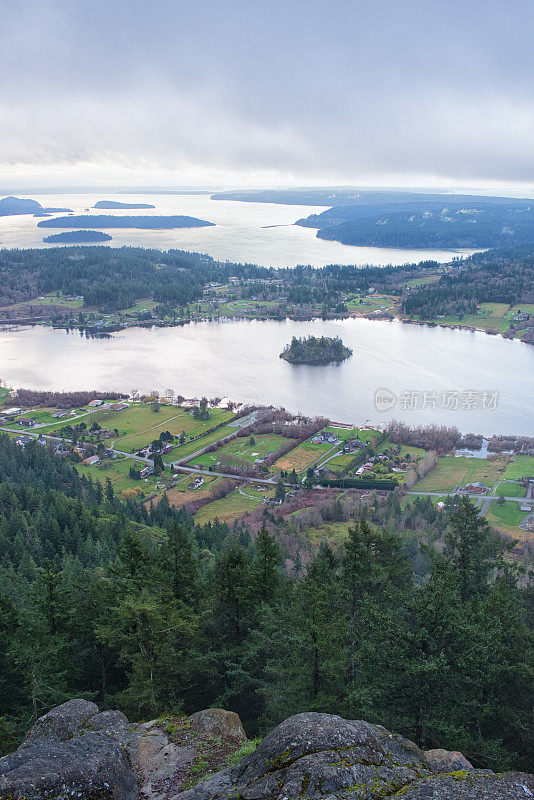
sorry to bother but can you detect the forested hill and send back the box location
[0,246,267,310]
[403,243,534,323]
[297,195,534,248]
[0,431,532,771]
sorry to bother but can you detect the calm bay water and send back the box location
[1,318,532,436]
[0,192,477,267]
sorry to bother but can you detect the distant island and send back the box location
[37,215,215,229]
[93,200,156,209]
[42,230,113,243]
[280,335,353,364]
[0,196,72,216]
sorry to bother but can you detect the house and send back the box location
[140,466,154,478]
[83,455,100,466]
[14,436,32,447]
[17,418,35,427]
[464,482,487,494]
[88,399,104,407]
[111,402,129,411]
[53,411,68,418]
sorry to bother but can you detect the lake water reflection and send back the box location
[0,317,532,436]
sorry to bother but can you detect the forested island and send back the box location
[93,200,156,209]
[280,334,353,364]
[0,195,71,215]
[42,230,113,243]
[37,214,214,229]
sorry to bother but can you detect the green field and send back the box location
[485,500,528,530]
[503,455,534,481]
[74,456,153,493]
[162,425,237,463]
[326,453,356,470]
[495,481,526,498]
[414,455,508,493]
[94,404,234,453]
[194,488,262,525]
[275,437,336,472]
[189,433,293,468]
[0,293,84,312]
[345,295,396,314]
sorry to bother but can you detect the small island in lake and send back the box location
[280,335,353,364]
[42,230,113,243]
[93,200,156,209]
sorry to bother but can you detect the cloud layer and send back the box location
[1,0,533,186]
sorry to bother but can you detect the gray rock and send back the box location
[22,698,99,746]
[124,723,196,800]
[423,748,474,774]
[87,709,130,734]
[0,731,138,800]
[394,770,534,798]
[178,712,533,800]
[189,709,246,742]
[170,769,233,800]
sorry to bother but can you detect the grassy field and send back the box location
[376,440,427,459]
[94,404,234,453]
[0,293,84,312]
[275,437,336,472]
[189,433,293,468]
[345,295,396,315]
[194,488,262,525]
[162,425,237,463]
[495,482,527,498]
[165,476,223,508]
[74,456,152,492]
[503,455,534,481]
[326,452,356,470]
[414,455,509,493]
[485,500,528,530]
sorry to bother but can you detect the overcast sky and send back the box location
[1,0,533,190]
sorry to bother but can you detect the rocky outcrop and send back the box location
[423,747,474,774]
[0,702,246,800]
[174,712,534,800]
[2,705,533,800]
[189,709,246,742]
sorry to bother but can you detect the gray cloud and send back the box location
[1,0,533,185]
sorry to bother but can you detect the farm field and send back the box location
[96,404,234,453]
[345,295,396,315]
[375,441,427,459]
[494,482,526,498]
[74,456,152,493]
[414,455,508,493]
[194,487,262,525]
[503,455,534,481]
[188,433,293,468]
[326,452,356,470]
[275,437,335,472]
[163,425,237,463]
[485,500,529,533]
[164,476,223,509]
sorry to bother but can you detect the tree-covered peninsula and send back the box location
[280,334,353,364]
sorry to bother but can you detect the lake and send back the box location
[1,318,532,436]
[0,192,478,268]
